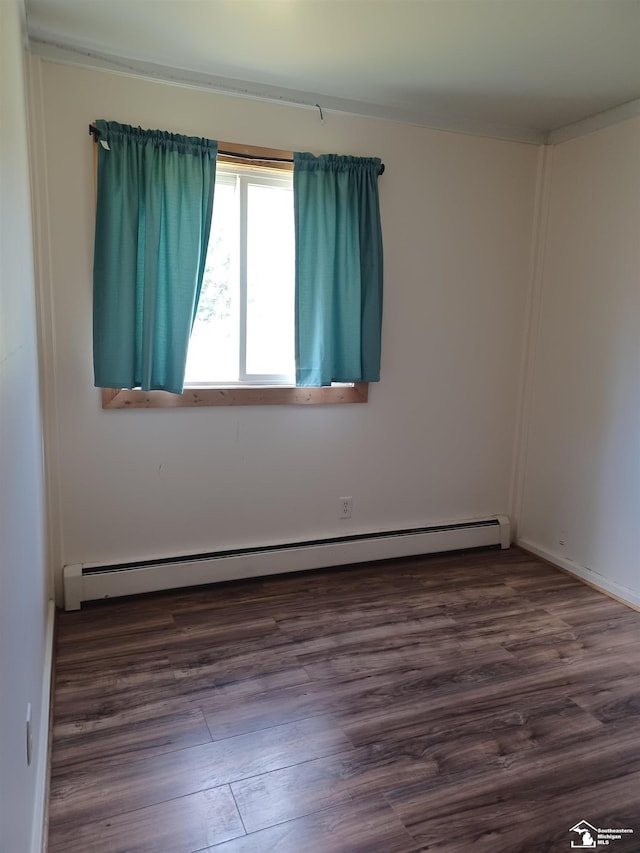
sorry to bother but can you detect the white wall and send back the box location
[30,58,539,602]
[517,117,640,604]
[0,3,50,851]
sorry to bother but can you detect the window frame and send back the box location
[96,139,369,409]
[184,162,296,387]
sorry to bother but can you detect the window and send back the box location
[93,125,380,409]
[184,163,296,387]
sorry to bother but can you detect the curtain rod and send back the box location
[89,124,385,174]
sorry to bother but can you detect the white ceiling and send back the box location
[25,0,640,143]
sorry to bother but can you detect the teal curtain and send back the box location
[293,152,383,387]
[93,120,217,394]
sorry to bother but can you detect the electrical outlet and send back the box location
[339,496,353,519]
[26,703,33,766]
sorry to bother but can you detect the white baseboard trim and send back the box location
[64,515,511,610]
[31,599,55,853]
[517,538,640,611]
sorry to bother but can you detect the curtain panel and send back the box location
[293,152,384,387]
[93,120,217,394]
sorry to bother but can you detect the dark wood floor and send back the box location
[48,547,640,852]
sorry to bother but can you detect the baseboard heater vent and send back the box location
[63,515,510,610]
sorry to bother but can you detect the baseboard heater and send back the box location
[63,515,510,610]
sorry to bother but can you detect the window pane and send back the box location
[245,182,295,378]
[184,180,238,384]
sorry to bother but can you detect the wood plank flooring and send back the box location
[48,547,640,852]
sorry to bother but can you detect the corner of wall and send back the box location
[508,142,554,538]
[26,51,64,607]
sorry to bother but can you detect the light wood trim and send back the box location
[217,141,294,171]
[102,383,368,409]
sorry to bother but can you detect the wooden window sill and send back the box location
[101,383,368,409]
